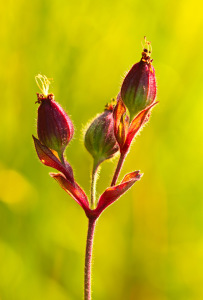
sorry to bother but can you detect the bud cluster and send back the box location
[33,37,158,218]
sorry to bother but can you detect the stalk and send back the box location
[58,152,65,165]
[84,217,97,300]
[90,160,100,209]
[111,152,126,186]
[84,160,100,299]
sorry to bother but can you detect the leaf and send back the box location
[113,95,129,148]
[50,173,90,213]
[113,94,126,134]
[95,171,143,216]
[122,102,158,153]
[121,170,141,183]
[33,135,74,183]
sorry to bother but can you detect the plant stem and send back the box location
[111,152,126,186]
[84,217,97,300]
[90,161,99,209]
[58,152,65,165]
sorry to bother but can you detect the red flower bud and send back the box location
[121,38,157,120]
[84,103,119,165]
[35,75,74,160]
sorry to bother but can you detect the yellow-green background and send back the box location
[0,0,202,299]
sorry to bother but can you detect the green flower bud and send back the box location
[84,105,119,165]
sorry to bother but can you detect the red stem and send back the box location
[84,217,97,300]
[111,152,126,186]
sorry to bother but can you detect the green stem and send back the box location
[90,160,100,209]
[58,151,65,165]
[84,218,97,300]
[111,152,126,186]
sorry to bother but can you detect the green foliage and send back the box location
[0,0,203,299]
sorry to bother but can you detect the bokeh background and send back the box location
[0,0,202,299]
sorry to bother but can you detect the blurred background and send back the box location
[0,0,202,299]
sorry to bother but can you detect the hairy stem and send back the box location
[111,152,126,186]
[84,218,97,300]
[58,152,65,165]
[90,161,100,209]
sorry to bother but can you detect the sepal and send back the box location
[122,102,158,153]
[32,135,74,183]
[50,172,90,214]
[94,171,143,216]
[113,95,129,149]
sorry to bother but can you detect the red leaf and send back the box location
[113,95,129,148]
[121,171,142,183]
[122,102,158,153]
[113,95,126,134]
[33,135,74,183]
[95,171,142,216]
[50,173,90,213]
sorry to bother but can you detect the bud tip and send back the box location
[35,74,53,97]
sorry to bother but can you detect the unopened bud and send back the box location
[35,75,74,160]
[84,103,119,165]
[121,37,157,119]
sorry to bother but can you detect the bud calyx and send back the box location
[84,103,119,166]
[121,38,157,120]
[35,75,74,162]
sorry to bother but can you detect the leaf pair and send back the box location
[33,136,142,219]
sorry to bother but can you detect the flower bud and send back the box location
[35,75,74,160]
[121,38,156,120]
[84,103,119,165]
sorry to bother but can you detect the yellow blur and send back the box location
[0,0,202,299]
